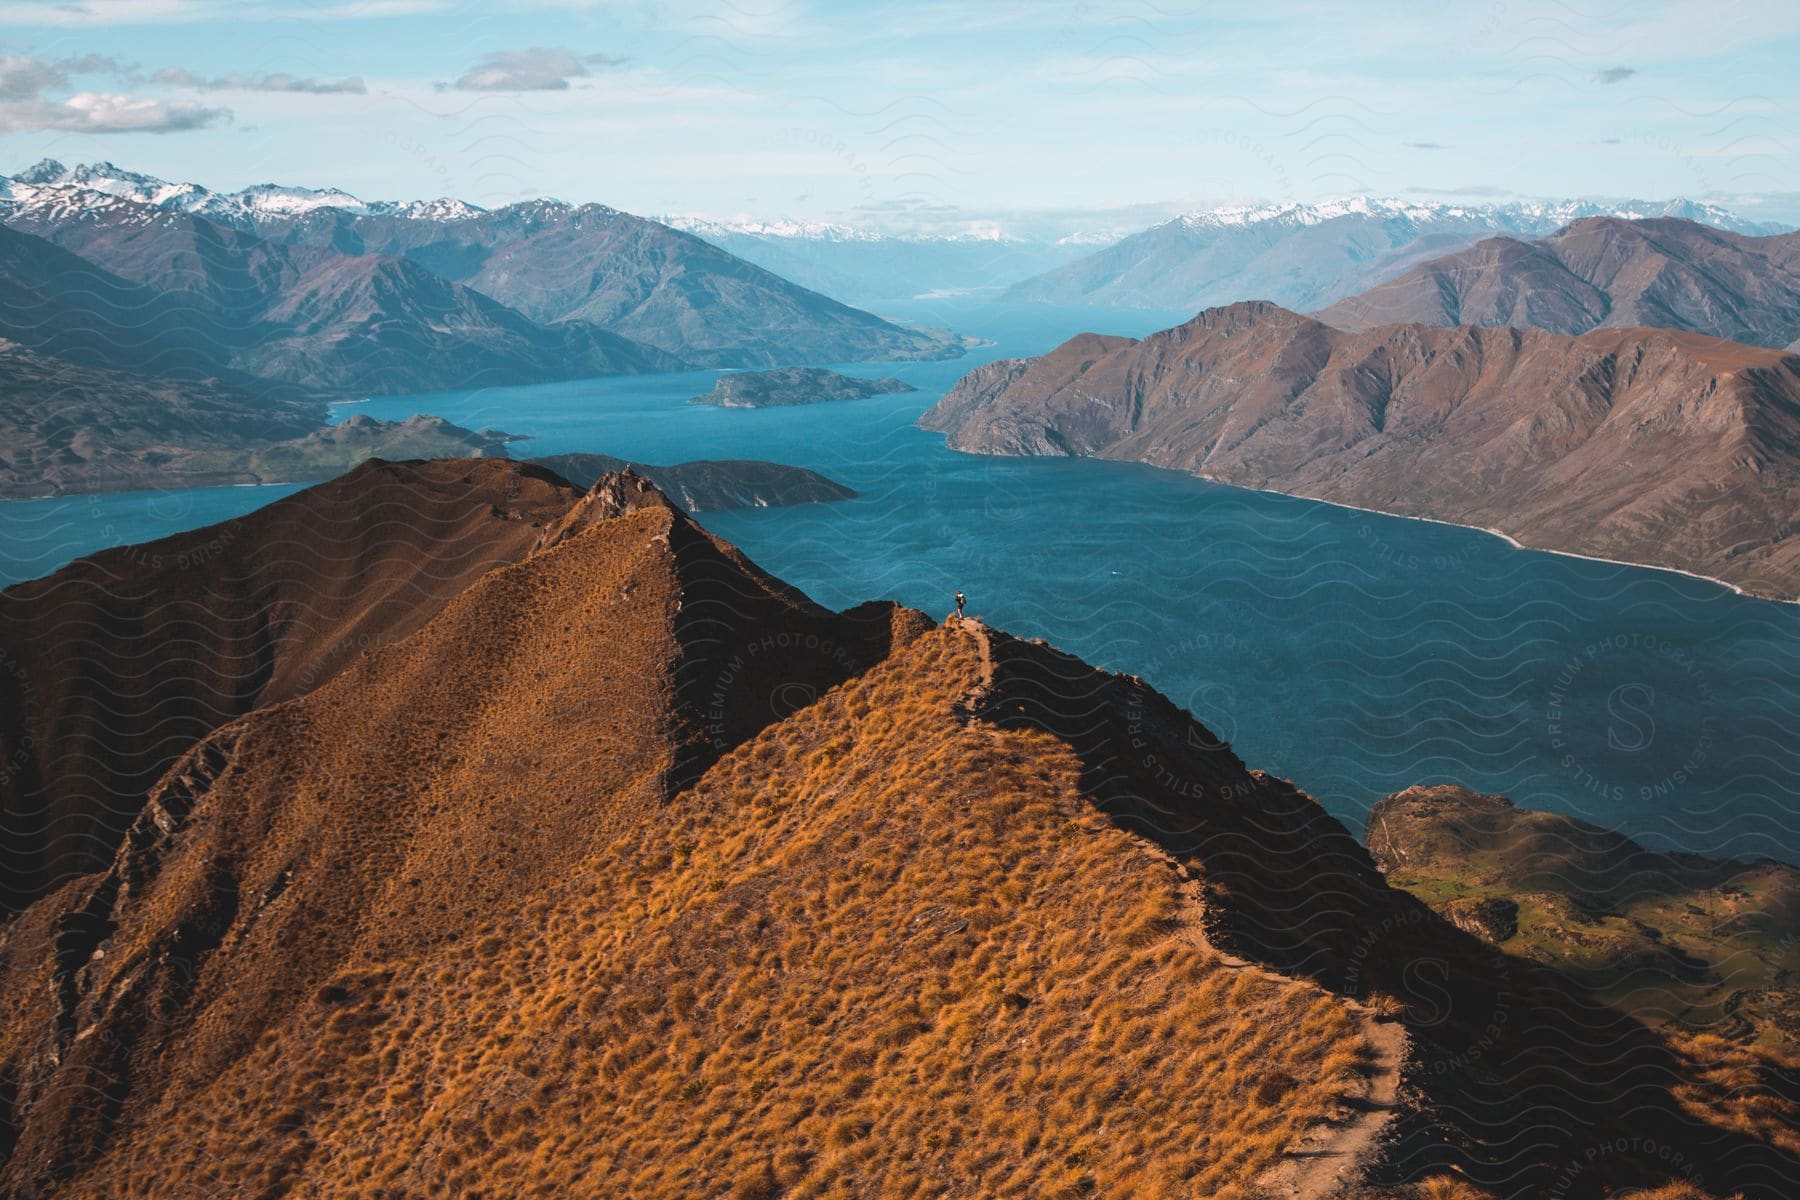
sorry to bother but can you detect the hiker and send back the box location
[955,590,966,618]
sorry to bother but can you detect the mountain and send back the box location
[253,201,964,368]
[526,452,856,511]
[660,217,1098,305]
[1367,785,1800,1055]
[3,160,967,369]
[5,158,479,225]
[1317,217,1800,349]
[0,342,321,497]
[1,187,673,394]
[0,223,262,383]
[1002,196,1787,313]
[921,302,1800,601]
[0,458,589,914]
[687,366,916,408]
[1,463,1795,1197]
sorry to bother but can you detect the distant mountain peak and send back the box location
[1167,194,1768,235]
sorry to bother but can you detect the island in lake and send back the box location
[688,366,917,408]
[526,452,856,512]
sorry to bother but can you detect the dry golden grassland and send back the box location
[93,627,1377,1199]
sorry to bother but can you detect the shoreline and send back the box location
[1200,474,1798,608]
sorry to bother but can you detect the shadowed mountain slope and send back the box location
[922,302,1800,600]
[0,469,1794,1197]
[0,225,256,384]
[1318,217,1800,349]
[1368,785,1800,1054]
[0,459,589,913]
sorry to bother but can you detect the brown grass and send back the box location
[1,482,1793,1200]
[82,626,1371,1198]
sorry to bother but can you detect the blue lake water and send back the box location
[4,297,1798,863]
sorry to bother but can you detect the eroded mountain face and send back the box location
[922,302,1800,600]
[0,464,1794,1199]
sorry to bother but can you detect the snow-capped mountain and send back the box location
[1168,195,1777,236]
[1004,194,1795,312]
[1,159,484,229]
[655,215,1110,304]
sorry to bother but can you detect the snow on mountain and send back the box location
[1169,194,1776,236]
[1,159,484,228]
[659,215,1022,244]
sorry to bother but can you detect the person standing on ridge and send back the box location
[955,590,966,618]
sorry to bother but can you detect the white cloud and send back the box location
[448,46,627,91]
[0,0,445,23]
[0,53,227,132]
[152,66,366,94]
[1,90,228,132]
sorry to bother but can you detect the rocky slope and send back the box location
[922,302,1800,600]
[1001,198,1780,313]
[688,366,916,408]
[0,464,1795,1197]
[526,452,855,511]
[1318,217,1800,349]
[1368,786,1800,1054]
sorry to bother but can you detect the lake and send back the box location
[4,296,1797,863]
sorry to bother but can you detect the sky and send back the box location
[1,0,1798,233]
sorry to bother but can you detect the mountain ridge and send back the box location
[1001,198,1790,314]
[1317,216,1800,350]
[1,462,1794,1196]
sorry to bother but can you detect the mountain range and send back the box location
[1318,216,1800,350]
[1,461,1795,1197]
[1002,196,1789,313]
[922,301,1800,600]
[1,160,963,385]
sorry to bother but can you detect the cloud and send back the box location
[448,46,627,91]
[0,52,134,97]
[152,66,365,94]
[1,90,228,132]
[1595,66,1636,85]
[0,0,447,24]
[0,53,226,132]
[1406,141,1447,150]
